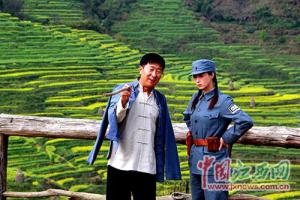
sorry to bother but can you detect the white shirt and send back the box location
[108,84,159,174]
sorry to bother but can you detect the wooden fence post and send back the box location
[0,134,8,200]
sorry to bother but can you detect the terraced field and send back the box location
[0,0,299,198]
[111,0,300,90]
[110,1,300,196]
[21,0,85,26]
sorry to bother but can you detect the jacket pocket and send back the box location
[205,111,219,119]
[202,111,220,135]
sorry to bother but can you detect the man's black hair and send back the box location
[140,53,165,71]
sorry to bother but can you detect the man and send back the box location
[87,53,181,200]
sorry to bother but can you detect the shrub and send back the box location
[259,30,270,42]
[254,7,272,20]
[296,34,300,45]
[1,0,24,17]
[277,36,286,44]
[245,26,256,34]
[82,0,137,33]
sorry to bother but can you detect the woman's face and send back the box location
[193,72,214,92]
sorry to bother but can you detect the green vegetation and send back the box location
[261,191,300,200]
[82,0,137,32]
[186,0,300,50]
[0,0,24,18]
[0,0,299,198]
[110,0,298,82]
[21,0,85,27]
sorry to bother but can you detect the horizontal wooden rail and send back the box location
[0,113,299,148]
[3,189,105,200]
[0,113,295,200]
[3,190,266,200]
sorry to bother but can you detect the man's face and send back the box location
[139,63,163,89]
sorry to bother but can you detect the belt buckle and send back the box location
[207,137,220,152]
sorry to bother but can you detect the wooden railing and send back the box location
[0,114,299,199]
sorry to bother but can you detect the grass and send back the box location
[261,191,300,200]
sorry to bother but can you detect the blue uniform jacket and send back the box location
[183,89,253,175]
[87,80,181,182]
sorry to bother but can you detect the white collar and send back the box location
[138,83,154,97]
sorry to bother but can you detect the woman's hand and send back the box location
[219,138,228,151]
[186,131,193,156]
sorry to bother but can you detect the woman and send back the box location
[183,59,253,200]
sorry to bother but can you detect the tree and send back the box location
[296,34,300,45]
[259,30,270,42]
[250,97,256,108]
[82,0,136,33]
[228,79,234,91]
[1,0,23,16]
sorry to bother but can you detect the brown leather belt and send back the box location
[193,137,228,151]
[193,139,208,146]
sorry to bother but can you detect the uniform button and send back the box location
[194,120,197,123]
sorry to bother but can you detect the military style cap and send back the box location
[191,59,216,75]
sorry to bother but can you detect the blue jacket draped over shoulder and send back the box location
[87,80,181,182]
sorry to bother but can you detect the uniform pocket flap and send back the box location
[204,111,219,119]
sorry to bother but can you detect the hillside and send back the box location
[110,0,299,81]
[0,0,299,199]
[109,0,300,126]
[0,11,298,125]
[0,0,86,27]
[186,0,300,53]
